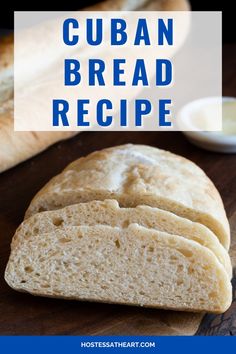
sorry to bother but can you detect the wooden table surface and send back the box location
[0,44,236,335]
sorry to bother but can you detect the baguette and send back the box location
[0,100,76,172]
[5,223,231,313]
[0,0,189,100]
[0,0,189,173]
[25,144,230,250]
[18,199,232,277]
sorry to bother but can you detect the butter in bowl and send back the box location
[178,97,236,153]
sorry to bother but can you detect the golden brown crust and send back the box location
[0,33,13,70]
[160,0,190,11]
[0,33,14,103]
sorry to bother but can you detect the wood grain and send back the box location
[0,44,235,335]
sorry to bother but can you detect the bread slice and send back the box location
[5,223,232,313]
[19,200,232,277]
[25,144,230,249]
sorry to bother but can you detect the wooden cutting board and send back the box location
[0,43,235,335]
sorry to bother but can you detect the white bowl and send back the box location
[178,97,236,153]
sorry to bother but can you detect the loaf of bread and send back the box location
[18,199,232,277]
[0,100,76,172]
[25,144,230,250]
[5,223,231,313]
[0,0,189,173]
[5,144,232,313]
[0,36,77,173]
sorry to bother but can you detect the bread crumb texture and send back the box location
[5,145,232,313]
[5,224,231,313]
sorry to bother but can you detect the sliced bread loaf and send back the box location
[25,144,230,249]
[18,199,232,277]
[5,224,232,313]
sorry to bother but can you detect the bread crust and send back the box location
[0,100,77,173]
[0,33,13,103]
[25,144,230,250]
